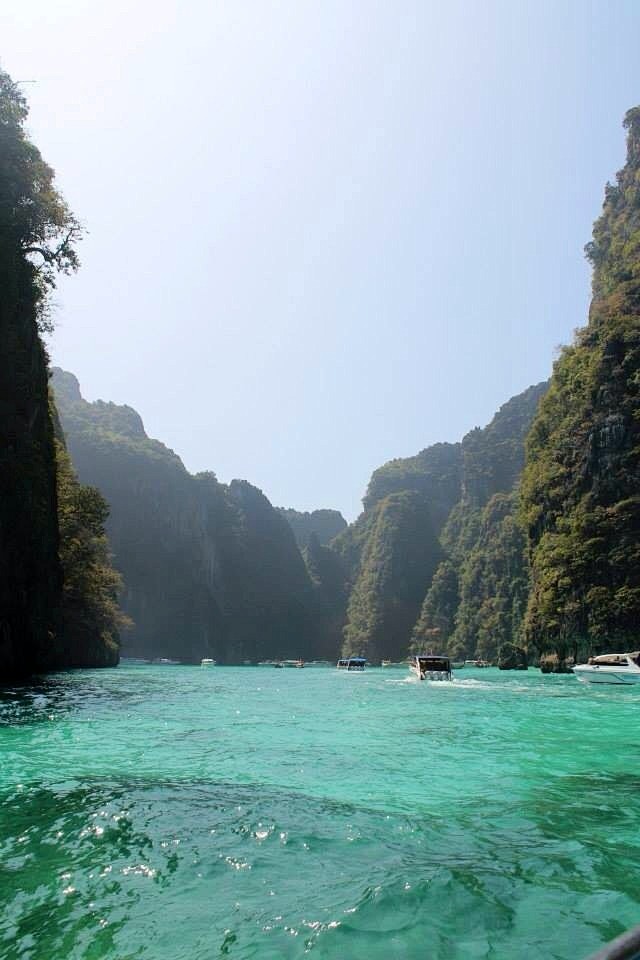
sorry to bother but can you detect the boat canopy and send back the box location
[589,651,640,666]
[413,655,451,670]
[337,657,367,670]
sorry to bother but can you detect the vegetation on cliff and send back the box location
[341,492,444,661]
[413,384,547,662]
[55,442,128,666]
[0,68,121,677]
[336,384,546,664]
[333,442,461,661]
[521,108,640,660]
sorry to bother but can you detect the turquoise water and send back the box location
[1,665,640,960]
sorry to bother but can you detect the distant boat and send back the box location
[200,658,216,667]
[573,652,640,685]
[464,659,489,668]
[281,659,304,668]
[409,654,452,682]
[337,657,367,671]
[153,658,181,665]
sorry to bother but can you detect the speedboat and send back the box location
[281,659,304,668]
[464,659,489,668]
[200,658,216,667]
[409,654,452,681]
[573,652,640,685]
[337,657,367,671]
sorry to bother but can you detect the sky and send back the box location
[3,1,640,520]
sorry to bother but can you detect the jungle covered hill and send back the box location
[337,383,548,664]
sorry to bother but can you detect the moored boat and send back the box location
[573,652,640,685]
[409,654,452,681]
[281,659,304,668]
[200,658,216,667]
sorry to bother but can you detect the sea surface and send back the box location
[1,664,639,960]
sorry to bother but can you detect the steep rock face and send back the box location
[0,70,125,679]
[0,72,67,679]
[332,441,463,662]
[521,108,640,658]
[413,384,547,660]
[342,491,444,662]
[303,533,349,660]
[278,508,347,549]
[0,292,61,677]
[51,369,316,663]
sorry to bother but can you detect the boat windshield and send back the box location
[416,657,450,671]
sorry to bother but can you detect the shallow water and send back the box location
[1,665,639,959]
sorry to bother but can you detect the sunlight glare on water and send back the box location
[1,664,639,959]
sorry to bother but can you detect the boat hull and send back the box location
[573,665,640,685]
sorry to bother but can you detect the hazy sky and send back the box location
[3,1,640,519]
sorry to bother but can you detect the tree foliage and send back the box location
[0,69,80,332]
[55,442,129,666]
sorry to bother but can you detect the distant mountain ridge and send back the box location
[52,368,324,663]
[277,508,347,549]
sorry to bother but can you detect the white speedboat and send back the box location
[409,654,452,681]
[200,658,216,667]
[573,652,640,685]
